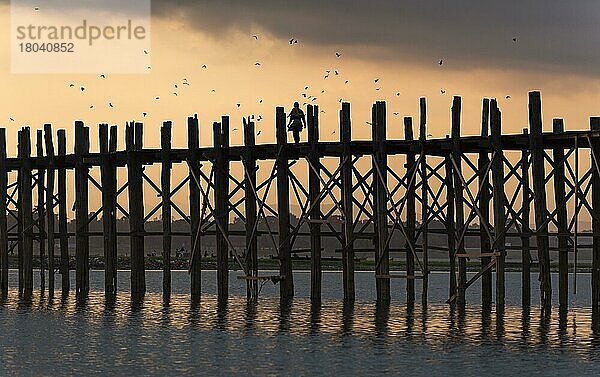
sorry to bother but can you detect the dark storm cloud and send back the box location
[151,0,600,75]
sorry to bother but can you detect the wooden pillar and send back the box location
[127,122,145,294]
[214,117,230,300]
[57,130,69,294]
[188,115,201,298]
[373,101,390,301]
[0,128,7,293]
[44,125,56,295]
[404,117,416,303]
[479,99,492,306]
[529,91,551,309]
[308,105,321,302]
[552,119,569,310]
[521,129,531,307]
[490,99,506,308]
[20,127,33,295]
[341,102,355,301]
[74,121,90,298]
[590,117,600,312]
[444,150,456,302]
[100,124,117,295]
[161,121,172,296]
[17,130,23,293]
[419,98,429,305]
[276,107,294,299]
[36,130,46,293]
[243,117,258,299]
[451,96,466,305]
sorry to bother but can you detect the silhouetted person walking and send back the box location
[287,102,306,144]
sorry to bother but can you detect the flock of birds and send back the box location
[7,7,520,138]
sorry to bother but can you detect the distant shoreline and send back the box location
[3,256,593,273]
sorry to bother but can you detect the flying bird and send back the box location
[396,92,401,96]
[144,50,149,55]
[253,35,259,40]
[90,105,94,109]
[334,70,339,75]
[439,59,444,65]
[109,102,114,107]
[512,37,517,42]
[393,112,399,116]
[335,52,341,58]
[440,90,446,94]
[173,92,178,96]
[202,65,207,69]
[80,86,85,92]
[69,84,75,87]
[259,99,263,103]
[9,118,14,122]
[143,112,148,117]
[345,80,349,84]
[257,130,262,136]
[155,97,160,100]
[505,95,511,99]
[99,74,105,79]
[237,103,241,108]
[34,7,39,11]
[255,62,261,66]
[374,78,379,83]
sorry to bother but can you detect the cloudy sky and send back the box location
[1,1,600,214]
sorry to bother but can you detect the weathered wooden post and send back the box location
[127,122,146,294]
[276,107,294,299]
[57,130,69,294]
[404,116,416,303]
[36,130,46,293]
[451,96,466,305]
[444,145,456,303]
[341,102,355,301]
[44,125,55,294]
[490,99,506,308]
[419,98,429,305]
[188,115,201,298]
[214,117,231,300]
[479,99,492,306]
[552,119,569,310]
[20,127,33,296]
[100,124,117,295]
[243,117,258,299]
[308,105,321,302]
[529,91,551,310]
[373,101,390,301]
[521,129,531,307]
[17,130,23,294]
[161,121,172,296]
[0,128,7,293]
[590,117,600,313]
[74,121,90,298]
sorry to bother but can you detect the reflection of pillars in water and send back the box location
[374,300,390,337]
[104,293,116,312]
[341,300,354,335]
[521,306,530,342]
[130,292,144,314]
[495,305,505,341]
[244,300,257,332]
[456,303,466,338]
[278,297,293,333]
[481,303,492,339]
[593,310,600,336]
[215,299,228,331]
[558,307,568,346]
[420,304,428,335]
[538,307,551,345]
[405,301,415,338]
[309,301,321,334]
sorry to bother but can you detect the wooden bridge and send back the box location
[1,91,600,314]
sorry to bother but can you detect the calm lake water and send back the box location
[1,270,600,376]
